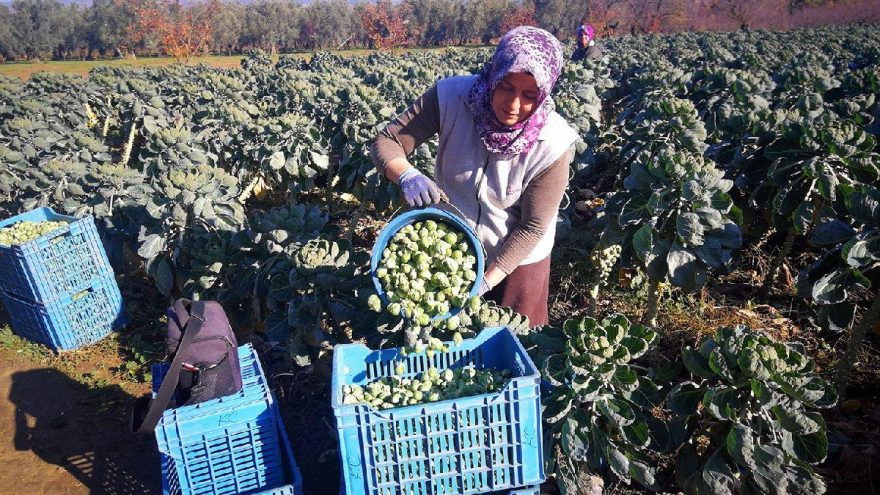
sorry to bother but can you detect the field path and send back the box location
[0,347,160,494]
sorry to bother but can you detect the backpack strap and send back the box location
[131,301,207,435]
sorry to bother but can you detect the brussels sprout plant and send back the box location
[800,185,880,394]
[668,326,837,495]
[528,315,661,493]
[602,150,743,324]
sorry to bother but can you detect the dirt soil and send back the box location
[0,346,160,494]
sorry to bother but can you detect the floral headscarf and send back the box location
[466,26,564,156]
[577,24,595,44]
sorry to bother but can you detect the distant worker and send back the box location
[572,24,602,62]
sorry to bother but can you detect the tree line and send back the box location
[0,0,875,62]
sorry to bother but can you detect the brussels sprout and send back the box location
[446,315,460,331]
[468,296,481,312]
[368,294,382,312]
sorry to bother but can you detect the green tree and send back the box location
[406,0,459,46]
[210,1,245,54]
[532,0,589,38]
[58,4,90,59]
[88,0,134,57]
[306,0,362,50]
[242,0,301,53]
[10,0,71,60]
[0,4,18,61]
[455,0,510,44]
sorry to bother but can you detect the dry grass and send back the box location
[0,55,247,80]
[0,46,472,80]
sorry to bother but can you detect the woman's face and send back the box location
[491,72,539,126]
[579,32,591,47]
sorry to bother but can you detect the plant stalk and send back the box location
[589,284,600,316]
[238,175,261,203]
[762,227,796,297]
[120,120,137,168]
[644,278,661,327]
[324,155,337,213]
[835,290,880,398]
[345,203,365,241]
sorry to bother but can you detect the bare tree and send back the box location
[625,0,687,34]
[587,0,625,36]
[709,0,788,29]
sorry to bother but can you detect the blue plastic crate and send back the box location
[154,344,285,495]
[0,207,117,304]
[0,274,126,350]
[162,398,303,495]
[251,405,304,495]
[332,326,544,495]
[501,485,540,495]
[370,207,485,322]
[342,482,541,495]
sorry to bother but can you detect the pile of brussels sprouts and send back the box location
[0,221,68,246]
[342,336,510,410]
[369,219,478,325]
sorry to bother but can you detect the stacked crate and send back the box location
[154,344,303,495]
[0,207,126,350]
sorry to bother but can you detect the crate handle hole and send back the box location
[72,288,93,301]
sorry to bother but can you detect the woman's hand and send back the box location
[478,263,507,296]
[398,168,445,207]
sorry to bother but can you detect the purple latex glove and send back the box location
[477,278,493,297]
[399,168,443,207]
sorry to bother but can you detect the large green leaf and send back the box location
[667,381,705,416]
[726,423,756,467]
[628,456,657,489]
[677,212,705,245]
[682,347,715,378]
[633,223,654,260]
[597,398,636,427]
[667,242,708,291]
[155,257,174,297]
[704,386,743,421]
[784,413,828,463]
[544,392,574,424]
[748,443,788,493]
[561,408,591,459]
[611,365,639,392]
[137,233,166,260]
[771,403,822,434]
[700,447,736,495]
[605,442,631,483]
[708,347,734,380]
[811,220,856,246]
[622,420,651,448]
[810,272,848,304]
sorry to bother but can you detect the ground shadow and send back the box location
[9,368,161,494]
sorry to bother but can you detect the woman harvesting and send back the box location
[572,23,603,62]
[370,26,578,326]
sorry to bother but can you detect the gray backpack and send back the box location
[131,299,243,434]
